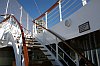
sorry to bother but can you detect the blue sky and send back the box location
[0,0,90,29]
[17,0,58,19]
[17,0,84,28]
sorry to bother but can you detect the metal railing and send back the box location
[32,21,95,66]
[32,0,84,28]
[0,14,29,66]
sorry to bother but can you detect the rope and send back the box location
[33,0,41,15]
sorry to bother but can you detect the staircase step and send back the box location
[32,45,43,46]
[32,59,55,61]
[28,49,31,51]
[33,42,40,44]
[25,38,33,39]
[33,46,44,48]
[32,59,47,61]
[48,59,55,61]
[25,40,34,42]
[41,50,48,52]
[26,43,34,44]
[33,40,38,42]
[53,65,60,66]
[27,46,32,48]
[33,45,44,48]
[34,42,41,45]
[45,54,51,56]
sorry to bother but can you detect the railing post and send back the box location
[20,6,22,24]
[56,37,58,59]
[5,0,9,18]
[5,0,9,14]
[33,24,34,37]
[45,12,48,29]
[56,43,58,59]
[58,0,62,22]
[27,14,29,33]
[75,53,79,66]
[34,20,37,34]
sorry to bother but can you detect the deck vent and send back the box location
[79,21,90,33]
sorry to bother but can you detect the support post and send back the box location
[27,14,29,33]
[20,6,22,24]
[34,20,37,34]
[5,0,9,18]
[33,24,34,37]
[45,12,48,29]
[56,38,58,59]
[5,0,9,14]
[75,53,79,66]
[58,0,62,22]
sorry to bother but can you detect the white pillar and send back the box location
[58,0,62,22]
[27,14,29,33]
[5,0,9,14]
[20,6,22,24]
[45,12,48,29]
[33,24,34,37]
[34,20,37,34]
[4,0,9,18]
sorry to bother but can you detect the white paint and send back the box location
[35,0,100,45]
[51,0,100,40]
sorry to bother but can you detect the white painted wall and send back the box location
[35,0,100,45]
[51,0,100,40]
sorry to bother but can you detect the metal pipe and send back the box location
[58,0,62,22]
[5,0,9,15]
[20,6,22,24]
[26,14,29,34]
[45,12,48,29]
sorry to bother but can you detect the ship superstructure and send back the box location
[0,0,100,66]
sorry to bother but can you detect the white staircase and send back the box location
[25,37,63,66]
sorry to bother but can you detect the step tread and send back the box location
[41,50,48,52]
[45,54,51,56]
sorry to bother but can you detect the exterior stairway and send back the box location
[25,37,62,66]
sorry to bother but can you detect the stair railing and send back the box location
[0,14,29,66]
[33,33,64,66]
[33,30,77,66]
[32,21,95,66]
